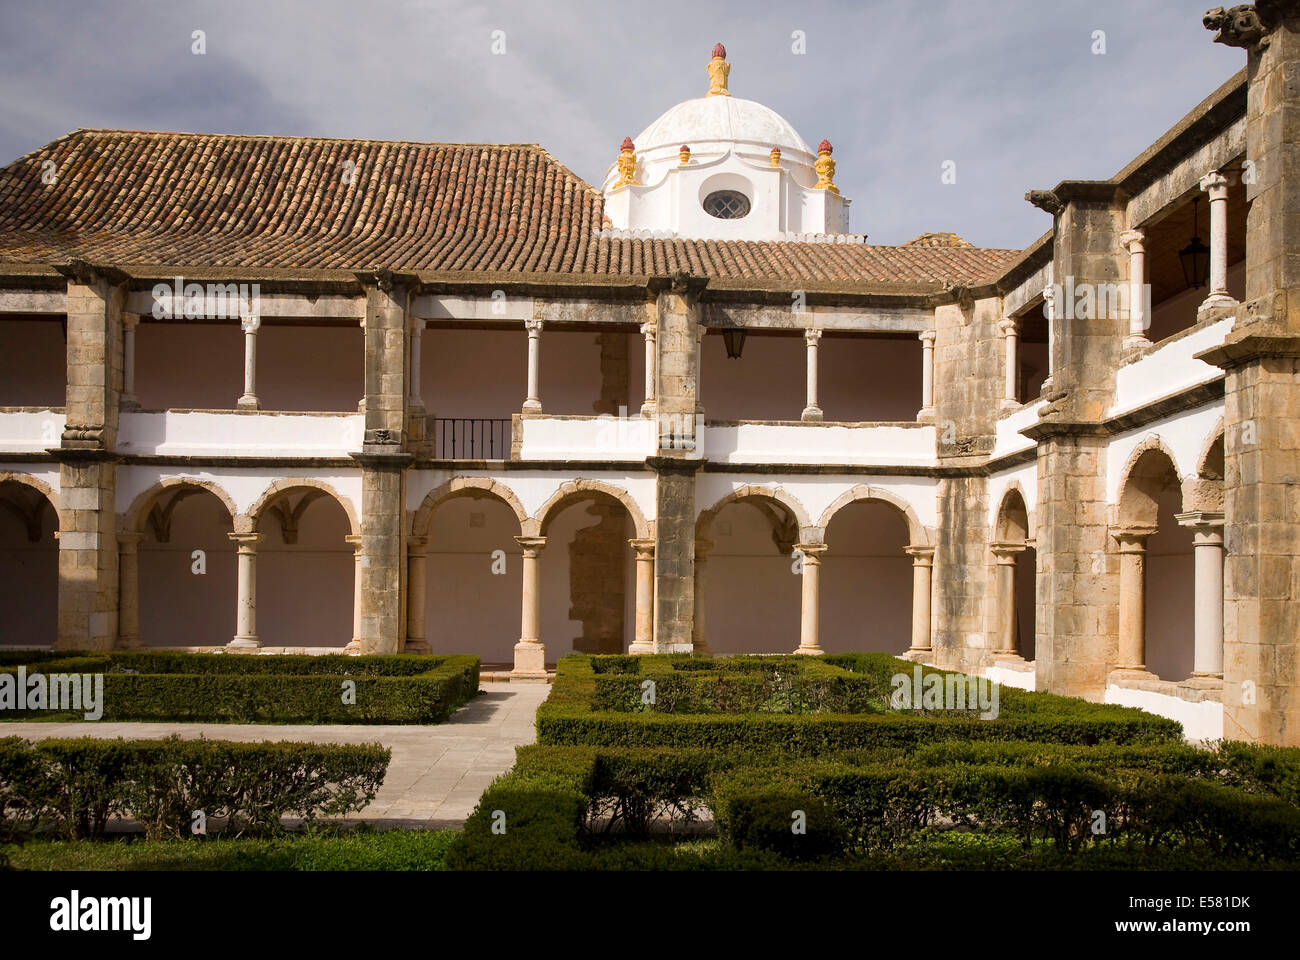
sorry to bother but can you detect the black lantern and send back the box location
[1179,196,1210,290]
[722,328,746,359]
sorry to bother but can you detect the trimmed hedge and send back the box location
[0,736,390,840]
[0,652,479,724]
[537,655,1183,751]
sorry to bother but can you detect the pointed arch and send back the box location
[817,484,930,546]
[535,479,649,540]
[412,477,528,538]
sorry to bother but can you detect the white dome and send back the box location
[633,96,813,161]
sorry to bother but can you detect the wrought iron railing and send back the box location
[435,418,510,460]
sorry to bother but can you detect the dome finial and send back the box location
[707,42,730,97]
[615,137,638,187]
[814,140,839,194]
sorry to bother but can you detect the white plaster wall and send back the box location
[117,412,363,458]
[992,402,1046,460]
[703,422,936,466]
[517,416,655,461]
[1104,685,1223,742]
[0,319,65,408]
[0,411,66,453]
[116,467,363,524]
[986,663,1036,691]
[1110,317,1233,417]
[1105,403,1225,504]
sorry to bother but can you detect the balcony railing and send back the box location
[436,418,510,460]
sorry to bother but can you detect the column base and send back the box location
[792,644,823,656]
[521,399,543,414]
[403,639,432,655]
[236,395,261,411]
[640,400,656,417]
[916,407,935,421]
[1122,334,1152,353]
[627,640,654,655]
[120,396,141,412]
[343,639,361,655]
[511,639,548,678]
[691,639,712,657]
[801,406,823,422]
[227,636,260,651]
[900,647,933,663]
[991,651,1025,663]
[116,635,143,651]
[1197,294,1237,320]
[1110,665,1154,680]
[998,398,1020,412]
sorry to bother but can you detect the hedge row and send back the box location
[0,735,390,840]
[0,653,479,724]
[713,761,1300,862]
[536,656,1183,751]
[446,739,1300,869]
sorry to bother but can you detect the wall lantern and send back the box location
[1179,196,1210,290]
[722,328,746,359]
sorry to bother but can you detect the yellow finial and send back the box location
[814,139,838,194]
[615,137,638,187]
[707,42,730,97]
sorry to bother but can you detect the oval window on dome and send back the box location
[702,190,751,220]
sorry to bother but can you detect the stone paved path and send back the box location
[0,681,550,830]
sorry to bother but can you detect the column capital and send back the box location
[515,535,548,555]
[794,542,827,561]
[1119,228,1146,253]
[406,535,428,552]
[804,327,823,345]
[344,533,363,551]
[1199,170,1229,199]
[918,329,936,346]
[640,320,656,338]
[1111,524,1157,549]
[524,318,543,335]
[1176,510,1225,545]
[998,316,1018,337]
[122,311,142,332]
[696,325,708,344]
[117,531,145,548]
[628,537,656,558]
[904,544,935,565]
[989,540,1027,563]
[228,531,264,548]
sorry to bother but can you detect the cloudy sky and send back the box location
[0,0,1244,250]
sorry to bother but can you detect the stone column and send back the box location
[402,536,429,654]
[1177,511,1225,679]
[116,532,144,649]
[512,536,548,678]
[801,328,823,421]
[793,543,827,655]
[640,321,656,415]
[918,330,936,418]
[228,532,263,649]
[628,538,656,653]
[121,313,141,410]
[691,538,713,655]
[999,317,1019,408]
[1199,171,1235,317]
[341,534,362,653]
[237,316,260,410]
[409,319,424,409]
[695,325,706,415]
[905,545,935,656]
[1119,229,1150,349]
[1113,526,1155,672]
[990,541,1026,656]
[522,318,543,413]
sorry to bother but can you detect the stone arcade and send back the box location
[1,11,1298,744]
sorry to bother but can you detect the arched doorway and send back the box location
[0,478,58,647]
[992,487,1036,662]
[820,500,913,654]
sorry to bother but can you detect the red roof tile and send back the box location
[0,130,1021,285]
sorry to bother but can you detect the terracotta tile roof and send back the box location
[0,130,1021,286]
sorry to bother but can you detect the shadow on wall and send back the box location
[0,481,58,645]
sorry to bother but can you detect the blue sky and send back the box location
[0,0,1245,249]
